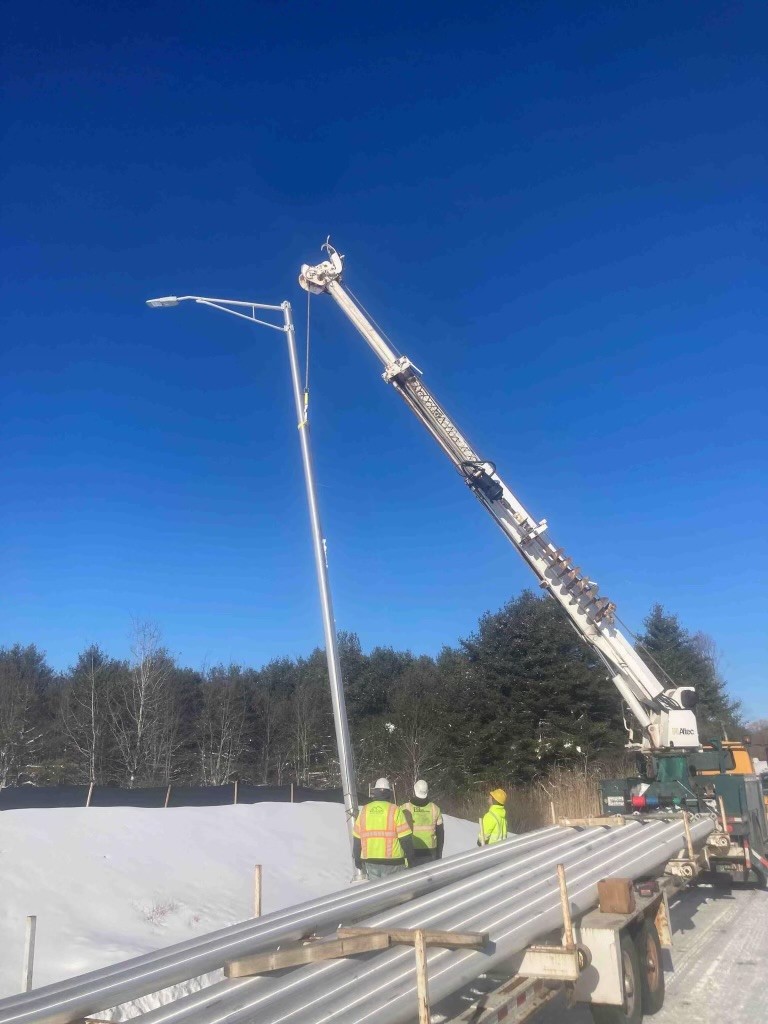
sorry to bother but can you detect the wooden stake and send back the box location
[233,780,239,805]
[85,782,94,808]
[556,864,574,949]
[164,784,172,809]
[414,929,431,1024]
[550,800,556,825]
[253,864,262,919]
[478,818,485,846]
[22,915,36,992]
[290,782,295,804]
[682,811,695,860]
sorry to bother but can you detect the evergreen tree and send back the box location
[636,605,743,739]
[458,591,625,781]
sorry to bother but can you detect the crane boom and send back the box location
[299,243,700,752]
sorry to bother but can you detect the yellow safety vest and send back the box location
[480,805,507,845]
[402,801,443,851]
[353,800,412,860]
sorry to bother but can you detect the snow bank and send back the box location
[1,802,478,999]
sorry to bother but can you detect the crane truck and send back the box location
[298,241,767,888]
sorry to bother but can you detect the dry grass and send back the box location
[136,898,180,926]
[441,757,636,833]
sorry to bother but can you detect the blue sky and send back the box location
[3,2,766,719]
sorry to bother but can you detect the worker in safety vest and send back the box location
[353,777,415,880]
[401,780,444,866]
[478,788,508,845]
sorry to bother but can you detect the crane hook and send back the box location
[322,236,344,263]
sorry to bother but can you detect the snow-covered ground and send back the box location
[1,802,478,1000]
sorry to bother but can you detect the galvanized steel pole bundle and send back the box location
[0,817,713,1024]
[130,816,713,1024]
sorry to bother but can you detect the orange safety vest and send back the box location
[401,801,443,851]
[353,800,412,860]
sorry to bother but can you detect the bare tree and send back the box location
[390,673,443,788]
[290,680,316,785]
[107,622,176,787]
[250,658,297,785]
[196,667,247,785]
[0,645,52,788]
[60,645,119,783]
[286,655,333,786]
[251,683,282,784]
[152,682,184,784]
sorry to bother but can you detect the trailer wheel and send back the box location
[589,933,642,1024]
[635,919,665,1014]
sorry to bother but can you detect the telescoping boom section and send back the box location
[299,243,699,752]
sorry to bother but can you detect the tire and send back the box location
[590,932,643,1024]
[636,919,665,1014]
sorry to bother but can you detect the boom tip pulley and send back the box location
[299,238,345,294]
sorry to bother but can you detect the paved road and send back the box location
[533,884,768,1022]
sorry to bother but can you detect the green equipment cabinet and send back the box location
[600,743,768,887]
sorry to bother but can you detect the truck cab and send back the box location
[697,738,754,776]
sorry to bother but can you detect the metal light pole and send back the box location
[146,294,359,855]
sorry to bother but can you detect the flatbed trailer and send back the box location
[443,869,684,1024]
[435,808,721,1024]
[226,855,690,1024]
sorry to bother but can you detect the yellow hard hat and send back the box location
[490,788,507,805]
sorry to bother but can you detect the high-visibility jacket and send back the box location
[480,804,507,845]
[401,801,443,851]
[353,800,412,861]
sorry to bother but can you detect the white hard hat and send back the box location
[414,780,428,799]
[374,777,392,791]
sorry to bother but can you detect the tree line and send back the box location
[0,595,744,794]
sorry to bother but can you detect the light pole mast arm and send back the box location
[299,244,700,752]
